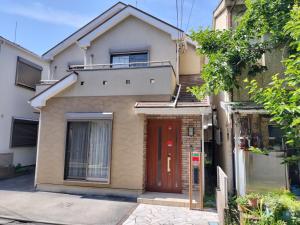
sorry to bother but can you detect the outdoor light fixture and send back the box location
[188,127,194,137]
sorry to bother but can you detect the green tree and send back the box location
[188,0,299,158]
[246,4,300,158]
[188,0,295,99]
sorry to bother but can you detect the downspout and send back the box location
[33,107,42,190]
[201,115,205,197]
[230,91,237,194]
[229,0,238,195]
[176,41,180,84]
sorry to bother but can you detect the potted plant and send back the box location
[246,193,261,208]
[236,196,249,213]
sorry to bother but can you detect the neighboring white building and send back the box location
[0,36,48,175]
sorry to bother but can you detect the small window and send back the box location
[268,125,283,148]
[10,118,38,147]
[15,57,42,91]
[111,52,148,68]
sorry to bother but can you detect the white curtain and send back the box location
[87,120,112,181]
[66,122,89,179]
[112,55,129,68]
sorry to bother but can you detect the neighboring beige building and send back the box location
[30,2,212,197]
[0,36,48,177]
[213,0,288,195]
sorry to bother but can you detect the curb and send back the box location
[0,215,77,225]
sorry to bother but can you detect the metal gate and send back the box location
[216,166,228,225]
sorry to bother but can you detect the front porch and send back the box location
[138,191,203,208]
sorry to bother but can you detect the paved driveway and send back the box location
[123,204,219,225]
[0,174,219,225]
[0,174,137,225]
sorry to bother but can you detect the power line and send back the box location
[176,0,180,39]
[14,21,18,43]
[180,0,184,30]
[186,0,196,32]
[176,0,179,28]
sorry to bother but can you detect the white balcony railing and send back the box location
[68,61,173,71]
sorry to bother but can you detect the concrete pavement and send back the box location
[0,174,219,225]
[0,174,137,225]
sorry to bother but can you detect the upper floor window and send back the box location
[15,56,42,91]
[111,52,148,68]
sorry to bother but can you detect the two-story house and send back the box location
[0,36,48,178]
[213,0,289,195]
[29,2,212,198]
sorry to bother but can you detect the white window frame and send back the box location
[64,112,113,184]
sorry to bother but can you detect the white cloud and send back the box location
[0,1,93,28]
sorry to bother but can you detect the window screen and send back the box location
[11,118,38,147]
[111,52,148,68]
[15,57,42,90]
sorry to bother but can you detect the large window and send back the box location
[10,118,38,147]
[111,52,148,68]
[15,56,42,91]
[65,119,112,182]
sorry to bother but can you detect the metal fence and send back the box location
[216,166,228,225]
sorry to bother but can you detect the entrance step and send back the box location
[138,192,201,208]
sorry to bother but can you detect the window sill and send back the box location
[63,179,110,188]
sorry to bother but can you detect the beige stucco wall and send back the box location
[36,95,172,192]
[179,43,203,75]
[48,15,203,82]
[88,16,177,68]
[0,40,49,167]
[214,9,229,30]
[50,16,178,80]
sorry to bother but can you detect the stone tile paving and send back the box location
[123,204,219,225]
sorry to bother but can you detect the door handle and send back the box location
[167,156,171,173]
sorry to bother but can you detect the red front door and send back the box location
[146,119,182,193]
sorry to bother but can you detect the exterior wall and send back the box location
[215,92,234,193]
[233,48,286,101]
[145,115,202,192]
[212,0,285,194]
[37,101,203,195]
[214,9,229,30]
[36,95,169,195]
[50,43,83,80]
[0,40,49,167]
[213,2,235,193]
[234,114,287,193]
[179,43,203,75]
[57,66,176,97]
[88,16,177,68]
[50,16,177,80]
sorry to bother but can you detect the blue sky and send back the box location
[0,0,219,55]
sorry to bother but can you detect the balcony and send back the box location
[61,61,176,97]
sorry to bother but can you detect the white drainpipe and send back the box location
[176,41,180,84]
[201,114,205,196]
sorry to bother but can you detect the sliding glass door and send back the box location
[65,120,112,182]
